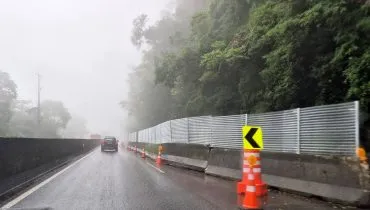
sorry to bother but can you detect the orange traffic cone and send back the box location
[141,147,146,159]
[237,162,250,194]
[238,150,267,196]
[241,171,262,209]
[156,151,161,165]
[254,165,267,197]
[249,150,266,196]
[238,149,255,194]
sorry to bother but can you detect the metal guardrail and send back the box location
[129,101,359,156]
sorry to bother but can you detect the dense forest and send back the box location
[0,71,87,138]
[122,0,370,132]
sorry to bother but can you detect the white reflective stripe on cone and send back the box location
[243,168,251,173]
[244,152,260,157]
[244,160,261,166]
[247,186,256,192]
[244,153,260,158]
[253,168,261,173]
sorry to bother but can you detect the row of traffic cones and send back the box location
[126,145,162,166]
[238,149,267,209]
[127,144,263,209]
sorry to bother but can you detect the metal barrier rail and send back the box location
[130,101,359,156]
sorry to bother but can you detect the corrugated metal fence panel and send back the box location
[145,128,150,143]
[160,121,171,144]
[300,102,356,155]
[146,128,151,143]
[129,101,358,156]
[149,127,156,144]
[133,132,137,142]
[129,132,136,142]
[248,109,298,153]
[211,114,245,149]
[188,116,212,145]
[171,118,189,143]
[138,130,144,142]
[155,124,161,144]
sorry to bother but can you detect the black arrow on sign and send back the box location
[245,128,260,148]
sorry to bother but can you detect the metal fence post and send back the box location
[355,101,360,150]
[209,116,213,146]
[170,120,173,143]
[187,118,190,144]
[296,108,300,154]
[245,114,248,125]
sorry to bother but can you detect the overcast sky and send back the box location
[0,0,169,137]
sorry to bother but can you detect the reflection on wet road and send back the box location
[4,149,358,210]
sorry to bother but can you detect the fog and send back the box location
[0,0,170,137]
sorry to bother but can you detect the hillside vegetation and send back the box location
[122,0,370,131]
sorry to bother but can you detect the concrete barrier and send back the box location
[205,148,242,180]
[160,143,209,171]
[128,142,210,171]
[260,152,370,206]
[0,137,100,181]
[127,142,370,206]
[205,147,370,206]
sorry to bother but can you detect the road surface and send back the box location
[1,148,358,210]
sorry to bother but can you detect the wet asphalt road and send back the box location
[3,148,359,210]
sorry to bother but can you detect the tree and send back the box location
[124,0,370,133]
[61,114,88,138]
[0,70,17,136]
[39,100,71,138]
[131,14,148,49]
[8,100,37,137]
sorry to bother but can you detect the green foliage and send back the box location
[8,100,37,137]
[124,0,370,132]
[0,70,17,136]
[8,99,72,138]
[41,100,71,130]
[1,71,73,138]
[131,14,148,48]
[61,114,88,138]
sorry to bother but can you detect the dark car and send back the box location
[101,136,118,152]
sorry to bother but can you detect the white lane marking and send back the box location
[145,162,165,174]
[1,149,97,209]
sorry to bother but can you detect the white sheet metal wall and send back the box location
[299,102,358,155]
[160,121,171,144]
[170,118,189,143]
[211,114,245,149]
[129,101,358,156]
[188,116,212,145]
[247,109,298,153]
[137,130,143,142]
[129,132,137,142]
[149,127,156,144]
